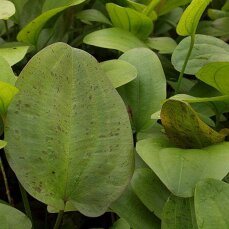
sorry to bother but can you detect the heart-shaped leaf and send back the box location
[106,3,153,39]
[5,43,134,217]
[176,0,211,36]
[83,28,147,52]
[100,60,137,88]
[0,202,31,229]
[136,136,229,197]
[196,62,229,95]
[195,179,229,229]
[162,196,198,229]
[171,34,229,75]
[161,100,225,149]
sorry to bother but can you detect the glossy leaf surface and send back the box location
[0,0,15,20]
[5,43,134,217]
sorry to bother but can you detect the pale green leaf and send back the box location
[17,0,86,45]
[100,60,137,88]
[0,81,18,116]
[136,136,229,197]
[172,34,229,74]
[111,186,160,229]
[118,48,166,131]
[146,37,177,54]
[161,100,225,148]
[83,28,147,52]
[195,179,229,229]
[131,168,170,218]
[76,9,111,25]
[162,196,198,229]
[196,62,229,95]
[0,43,30,66]
[106,3,153,39]
[0,56,17,85]
[0,202,31,229]
[0,140,7,149]
[177,0,212,36]
[5,43,134,217]
[0,0,15,20]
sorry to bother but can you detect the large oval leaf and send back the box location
[0,202,31,229]
[171,35,229,75]
[136,136,229,197]
[83,28,147,53]
[118,48,166,132]
[106,3,153,39]
[5,42,134,217]
[196,62,229,95]
[195,179,229,229]
[162,196,198,229]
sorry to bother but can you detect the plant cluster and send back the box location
[0,0,229,228]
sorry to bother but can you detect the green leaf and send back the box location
[156,0,191,16]
[17,0,86,45]
[5,43,134,217]
[0,202,31,228]
[222,0,229,11]
[0,0,15,20]
[0,56,17,85]
[176,0,212,36]
[0,140,7,149]
[111,186,160,229]
[0,42,30,66]
[161,100,225,149]
[162,196,198,229]
[208,9,229,20]
[131,168,170,219]
[196,62,229,95]
[146,37,177,54]
[83,28,147,52]
[195,179,229,229]
[106,3,153,39]
[100,60,137,88]
[118,48,166,132]
[76,9,112,25]
[111,218,130,229]
[172,34,229,75]
[0,81,18,117]
[136,136,229,197]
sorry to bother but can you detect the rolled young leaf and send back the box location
[5,42,134,217]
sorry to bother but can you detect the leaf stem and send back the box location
[0,156,13,205]
[175,34,195,94]
[53,210,64,229]
[19,182,33,225]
